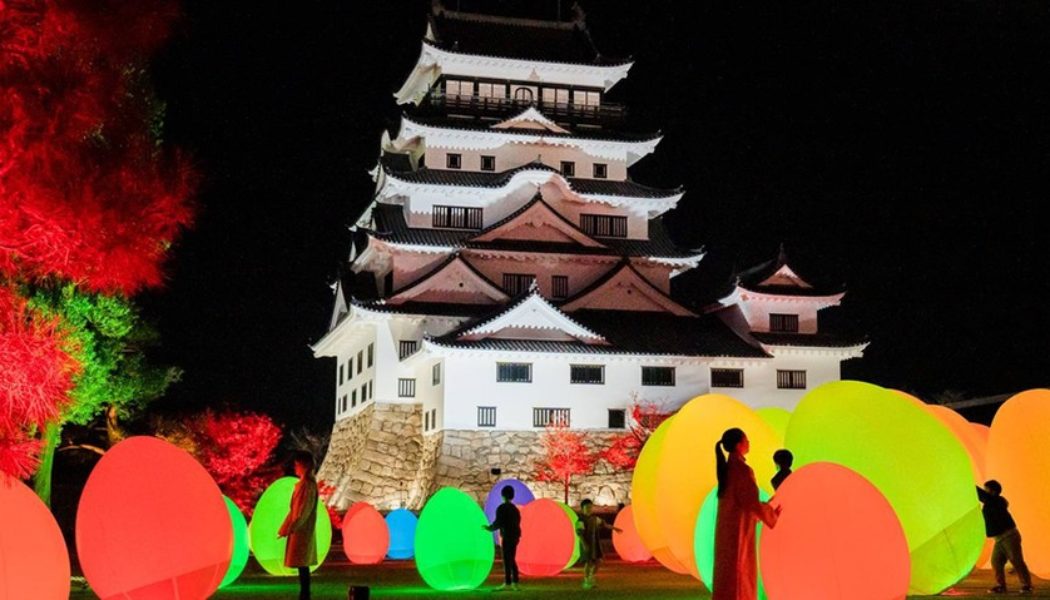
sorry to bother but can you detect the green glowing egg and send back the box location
[220,496,250,588]
[694,486,771,599]
[756,407,791,445]
[556,501,581,570]
[786,381,983,595]
[248,477,332,576]
[414,487,494,590]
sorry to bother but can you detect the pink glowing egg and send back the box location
[0,475,70,600]
[760,462,910,600]
[341,502,389,564]
[76,436,232,599]
[612,505,651,563]
[517,499,575,577]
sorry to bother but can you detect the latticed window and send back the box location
[533,408,570,427]
[502,273,535,295]
[399,340,418,360]
[477,407,497,428]
[552,275,569,299]
[481,155,496,171]
[570,364,605,384]
[561,161,575,177]
[711,368,744,388]
[580,214,627,238]
[770,313,800,333]
[432,205,482,229]
[777,370,807,389]
[398,378,416,397]
[497,363,531,383]
[642,366,676,386]
[446,153,462,169]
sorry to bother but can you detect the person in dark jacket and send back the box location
[977,480,1033,595]
[576,498,621,590]
[483,485,522,591]
[770,449,793,491]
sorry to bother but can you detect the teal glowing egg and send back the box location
[220,496,250,588]
[415,487,494,591]
[248,477,332,576]
[694,486,771,599]
[385,508,417,560]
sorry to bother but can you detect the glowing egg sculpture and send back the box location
[517,499,576,577]
[415,487,493,591]
[483,479,534,543]
[76,436,232,599]
[694,486,771,598]
[656,394,780,578]
[630,417,690,574]
[895,391,987,483]
[787,381,983,594]
[220,496,250,588]
[556,501,582,569]
[987,389,1050,578]
[249,477,332,576]
[612,505,652,563]
[342,502,389,564]
[0,475,70,600]
[385,509,418,559]
[760,462,910,600]
[756,406,791,445]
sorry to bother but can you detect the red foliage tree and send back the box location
[0,0,194,294]
[0,285,80,478]
[533,421,598,504]
[189,410,283,514]
[600,400,671,471]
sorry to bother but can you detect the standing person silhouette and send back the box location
[771,449,793,491]
[483,485,522,591]
[278,451,319,600]
[977,480,1034,595]
[576,498,622,590]
[713,428,780,600]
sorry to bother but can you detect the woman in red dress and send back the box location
[712,428,780,600]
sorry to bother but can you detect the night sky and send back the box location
[145,1,1050,431]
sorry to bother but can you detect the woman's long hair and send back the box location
[715,428,745,498]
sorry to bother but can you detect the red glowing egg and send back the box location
[0,475,70,600]
[341,502,389,565]
[517,499,575,577]
[612,505,651,563]
[76,436,232,599]
[760,462,910,600]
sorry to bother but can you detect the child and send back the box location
[977,480,1033,595]
[484,485,522,591]
[576,499,621,590]
[771,449,793,491]
[278,451,319,600]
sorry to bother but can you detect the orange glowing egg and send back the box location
[630,416,690,574]
[612,505,651,563]
[0,475,70,600]
[760,462,911,600]
[76,436,232,599]
[986,389,1050,578]
[516,499,575,577]
[341,502,389,565]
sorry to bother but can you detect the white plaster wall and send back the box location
[710,354,843,410]
[423,144,628,181]
[333,332,377,421]
[738,297,822,334]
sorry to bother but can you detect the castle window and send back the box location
[445,79,473,98]
[368,380,373,401]
[777,370,807,390]
[431,408,437,429]
[642,366,676,386]
[477,82,504,99]
[351,390,357,408]
[398,378,416,397]
[608,409,626,429]
[593,163,608,179]
[502,273,535,295]
[478,407,497,428]
[433,205,483,230]
[367,343,374,367]
[574,90,601,107]
[424,411,429,431]
[481,155,496,171]
[570,364,605,385]
[770,313,800,333]
[360,383,367,404]
[552,275,569,299]
[357,350,363,374]
[399,340,418,360]
[511,85,535,103]
[339,364,344,385]
[580,214,627,238]
[433,363,441,385]
[497,362,532,383]
[446,153,462,169]
[711,368,744,388]
[561,161,575,177]
[533,408,570,427]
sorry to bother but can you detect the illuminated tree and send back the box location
[601,398,671,471]
[533,421,597,504]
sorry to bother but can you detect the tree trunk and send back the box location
[33,421,62,507]
[564,476,570,505]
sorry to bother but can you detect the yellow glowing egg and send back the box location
[630,417,689,574]
[986,389,1050,579]
[894,391,986,483]
[656,394,779,579]
[788,381,983,595]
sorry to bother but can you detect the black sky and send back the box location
[145,1,1050,431]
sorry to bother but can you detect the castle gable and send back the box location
[561,261,696,316]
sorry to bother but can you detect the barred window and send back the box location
[580,214,627,238]
[570,364,605,384]
[552,275,569,299]
[777,370,807,389]
[399,340,418,360]
[432,205,483,229]
[533,408,571,427]
[446,153,462,169]
[478,407,497,428]
[433,363,441,385]
[561,161,576,177]
[711,368,744,388]
[593,163,608,179]
[641,366,676,386]
[367,343,374,367]
[481,155,496,171]
[502,273,535,295]
[608,409,626,429]
[770,313,800,333]
[497,363,532,383]
[398,378,416,397]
